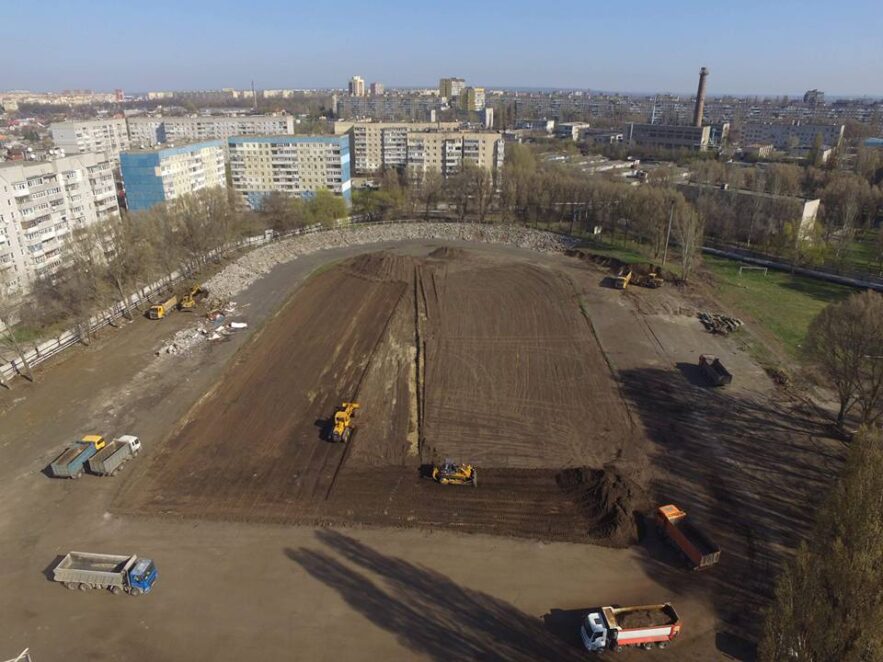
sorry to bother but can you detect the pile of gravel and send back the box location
[204,222,576,303]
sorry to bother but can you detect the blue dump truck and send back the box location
[52,552,158,595]
[49,435,107,479]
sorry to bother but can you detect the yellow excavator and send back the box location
[330,402,360,442]
[432,460,478,487]
[178,284,207,311]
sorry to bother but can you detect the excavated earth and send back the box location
[115,249,647,544]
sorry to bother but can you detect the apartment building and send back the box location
[126,115,296,147]
[335,95,443,122]
[740,122,844,150]
[227,135,351,209]
[0,153,119,294]
[348,76,366,97]
[50,118,130,156]
[406,131,505,178]
[626,123,711,151]
[119,141,227,211]
[439,78,466,99]
[334,121,459,174]
[461,87,486,112]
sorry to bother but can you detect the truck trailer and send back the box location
[580,603,681,652]
[657,504,721,570]
[87,435,141,476]
[49,436,106,479]
[148,295,178,320]
[699,354,733,386]
[52,551,157,595]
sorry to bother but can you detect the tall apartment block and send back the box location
[348,76,366,97]
[49,118,131,156]
[0,154,119,294]
[439,77,466,99]
[119,141,227,211]
[227,135,351,210]
[126,115,296,147]
[333,121,503,178]
[461,87,486,111]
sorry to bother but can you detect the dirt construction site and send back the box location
[0,225,846,660]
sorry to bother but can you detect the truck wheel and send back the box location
[131,587,143,596]
[78,583,90,591]
[65,582,78,590]
[657,643,667,649]
[111,586,123,595]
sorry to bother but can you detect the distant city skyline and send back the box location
[3,0,882,96]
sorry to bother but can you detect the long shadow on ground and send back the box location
[620,367,844,649]
[286,529,583,661]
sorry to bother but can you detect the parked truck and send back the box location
[699,354,733,386]
[148,295,178,320]
[580,603,681,652]
[52,551,157,595]
[87,435,141,476]
[656,504,721,570]
[49,435,107,479]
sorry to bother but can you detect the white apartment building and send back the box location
[50,118,130,156]
[0,154,119,294]
[333,121,460,174]
[406,131,505,178]
[348,76,366,97]
[740,122,845,150]
[120,141,227,211]
[227,135,351,210]
[126,115,296,147]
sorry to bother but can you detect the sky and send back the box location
[2,0,882,96]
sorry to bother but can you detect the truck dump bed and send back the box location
[52,552,135,587]
[699,354,732,386]
[88,440,131,475]
[50,443,94,477]
[606,604,679,630]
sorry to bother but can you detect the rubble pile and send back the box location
[155,304,247,357]
[204,222,577,303]
[697,311,744,335]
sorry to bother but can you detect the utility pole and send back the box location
[661,203,674,267]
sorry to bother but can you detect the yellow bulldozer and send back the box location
[330,402,360,442]
[179,284,207,311]
[432,460,478,487]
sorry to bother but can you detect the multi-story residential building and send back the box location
[333,121,459,174]
[126,115,296,147]
[50,118,130,157]
[119,141,227,211]
[227,135,351,209]
[0,153,119,294]
[369,82,384,96]
[335,95,444,122]
[740,122,844,150]
[348,76,366,97]
[439,78,466,99]
[405,131,505,178]
[461,87,486,111]
[626,123,711,151]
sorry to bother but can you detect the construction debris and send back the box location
[697,312,743,335]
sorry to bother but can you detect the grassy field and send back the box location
[702,255,854,356]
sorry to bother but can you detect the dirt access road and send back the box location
[0,237,840,660]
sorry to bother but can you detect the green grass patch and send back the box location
[703,255,854,356]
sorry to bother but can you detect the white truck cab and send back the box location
[580,611,608,652]
[116,435,141,454]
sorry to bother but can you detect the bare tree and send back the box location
[672,201,704,281]
[0,275,34,384]
[804,290,883,429]
[103,212,153,319]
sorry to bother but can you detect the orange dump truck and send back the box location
[657,504,721,570]
[580,603,681,652]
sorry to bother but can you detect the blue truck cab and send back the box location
[128,558,158,594]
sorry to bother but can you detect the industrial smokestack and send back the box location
[693,67,709,127]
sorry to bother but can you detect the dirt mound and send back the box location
[556,466,647,547]
[345,252,415,283]
[428,246,469,260]
[618,609,671,628]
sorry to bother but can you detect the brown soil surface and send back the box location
[618,609,673,628]
[115,250,644,545]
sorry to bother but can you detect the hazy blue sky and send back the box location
[3,0,882,95]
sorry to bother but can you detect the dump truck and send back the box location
[87,435,141,476]
[148,295,178,320]
[580,603,681,652]
[330,402,360,442]
[699,354,733,386]
[52,551,157,595]
[49,435,107,479]
[432,460,478,487]
[656,504,721,570]
[613,267,632,290]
